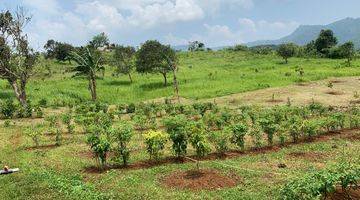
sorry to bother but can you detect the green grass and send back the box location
[1,51,359,106]
[0,122,359,200]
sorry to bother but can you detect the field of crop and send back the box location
[0,51,360,200]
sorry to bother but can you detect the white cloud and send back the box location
[238,18,299,41]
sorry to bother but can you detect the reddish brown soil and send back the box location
[25,144,58,151]
[329,80,346,84]
[161,169,241,191]
[266,99,284,103]
[82,129,359,174]
[325,187,360,200]
[326,91,344,95]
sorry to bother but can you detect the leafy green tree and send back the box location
[136,40,177,86]
[339,41,356,66]
[277,43,297,63]
[111,122,133,166]
[0,9,38,107]
[315,29,338,55]
[113,45,136,82]
[89,32,109,49]
[44,40,74,63]
[71,48,104,101]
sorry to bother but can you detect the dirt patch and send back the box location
[350,99,360,104]
[325,187,360,200]
[296,82,311,86]
[25,144,58,151]
[161,169,241,191]
[288,152,327,162]
[325,91,344,95]
[329,80,346,84]
[266,99,284,103]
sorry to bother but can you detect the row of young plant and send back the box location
[69,101,360,169]
[279,162,360,200]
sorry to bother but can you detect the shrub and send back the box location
[301,119,320,140]
[0,99,16,119]
[230,123,248,151]
[144,130,168,161]
[126,103,136,113]
[45,115,58,134]
[61,113,75,134]
[34,105,43,118]
[250,124,263,149]
[38,98,47,107]
[163,115,188,158]
[3,119,11,127]
[187,121,211,157]
[288,115,302,143]
[86,130,111,170]
[111,122,133,166]
[259,118,278,146]
[55,128,62,146]
[25,124,43,148]
[209,129,231,156]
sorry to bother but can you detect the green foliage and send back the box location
[44,39,74,62]
[144,130,168,161]
[86,130,111,169]
[315,29,338,55]
[0,99,16,119]
[24,124,43,147]
[230,123,248,151]
[301,119,320,140]
[187,121,211,157]
[89,32,109,49]
[277,43,297,63]
[111,122,133,166]
[259,116,278,146]
[61,113,75,134]
[280,163,360,200]
[163,115,188,158]
[209,128,231,155]
[135,40,177,86]
[250,124,263,149]
[112,45,136,82]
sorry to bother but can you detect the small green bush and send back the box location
[187,121,211,157]
[230,123,248,151]
[209,128,231,156]
[111,122,133,166]
[163,115,188,158]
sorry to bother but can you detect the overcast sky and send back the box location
[2,0,360,50]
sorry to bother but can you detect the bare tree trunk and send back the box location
[172,68,180,103]
[128,73,133,83]
[162,73,167,86]
[89,77,97,101]
[9,80,27,107]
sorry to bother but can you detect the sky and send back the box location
[1,0,360,50]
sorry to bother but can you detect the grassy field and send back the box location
[0,51,359,107]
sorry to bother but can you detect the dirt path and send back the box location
[206,76,360,108]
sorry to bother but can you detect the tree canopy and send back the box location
[89,32,109,49]
[135,40,177,86]
[315,29,338,55]
[277,43,297,63]
[44,39,74,62]
[113,45,136,82]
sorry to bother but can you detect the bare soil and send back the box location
[161,169,241,191]
[325,187,360,200]
[287,152,327,162]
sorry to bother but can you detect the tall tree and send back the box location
[44,40,74,62]
[162,47,180,102]
[112,45,135,83]
[315,29,338,55]
[89,32,109,49]
[0,8,38,107]
[339,41,356,66]
[277,43,297,64]
[136,40,176,86]
[71,48,104,101]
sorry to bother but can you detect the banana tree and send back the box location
[71,48,104,101]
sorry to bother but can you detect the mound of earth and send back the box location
[161,169,241,191]
[325,187,360,200]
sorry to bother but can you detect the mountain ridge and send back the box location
[246,17,360,48]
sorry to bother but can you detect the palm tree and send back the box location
[71,48,104,101]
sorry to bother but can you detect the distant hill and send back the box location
[246,17,360,48]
